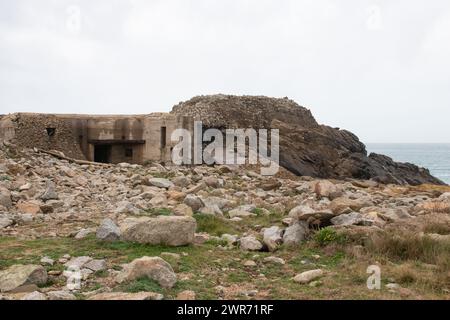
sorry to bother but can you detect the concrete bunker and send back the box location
[0,113,194,165]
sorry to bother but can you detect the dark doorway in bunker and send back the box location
[94,145,112,163]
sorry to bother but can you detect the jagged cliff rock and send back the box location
[172,94,444,185]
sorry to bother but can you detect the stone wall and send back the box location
[0,115,15,143]
[9,113,86,159]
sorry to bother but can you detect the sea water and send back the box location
[366,143,450,184]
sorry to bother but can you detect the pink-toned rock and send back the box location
[17,201,41,215]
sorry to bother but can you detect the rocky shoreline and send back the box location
[0,142,449,300]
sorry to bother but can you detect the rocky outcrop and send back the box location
[172,95,444,185]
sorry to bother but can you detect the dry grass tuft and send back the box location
[367,231,450,270]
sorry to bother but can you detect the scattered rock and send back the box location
[21,291,47,300]
[263,226,283,252]
[176,290,196,300]
[240,236,263,251]
[172,176,190,188]
[331,212,364,226]
[17,201,41,214]
[173,204,193,216]
[89,292,163,300]
[329,197,370,215]
[83,259,107,272]
[19,183,32,191]
[40,257,54,266]
[0,188,12,209]
[75,228,96,240]
[283,222,308,246]
[116,256,177,289]
[288,205,315,219]
[114,201,140,215]
[0,217,13,229]
[149,178,174,189]
[258,179,282,191]
[313,180,343,199]
[228,208,256,218]
[243,260,257,267]
[204,176,220,188]
[263,256,286,265]
[293,269,324,284]
[47,290,77,300]
[39,181,58,201]
[386,283,400,290]
[290,205,334,225]
[64,256,93,270]
[96,218,121,242]
[0,265,48,293]
[183,194,204,212]
[221,234,239,245]
[193,232,209,244]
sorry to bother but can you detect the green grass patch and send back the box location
[241,211,285,229]
[314,227,347,246]
[253,208,265,215]
[118,277,163,294]
[194,214,241,236]
[143,207,173,216]
[227,270,253,283]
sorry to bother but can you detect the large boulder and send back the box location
[171,95,444,185]
[116,256,176,289]
[329,197,373,215]
[283,221,308,246]
[331,212,365,226]
[262,226,283,252]
[240,236,263,251]
[288,205,315,219]
[96,218,121,241]
[120,216,196,246]
[289,205,334,226]
[313,180,343,199]
[0,265,48,293]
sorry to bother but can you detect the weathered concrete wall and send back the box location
[0,112,193,165]
[7,113,86,159]
[0,115,16,143]
[140,114,193,164]
[110,144,144,164]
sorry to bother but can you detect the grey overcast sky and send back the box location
[0,0,449,143]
